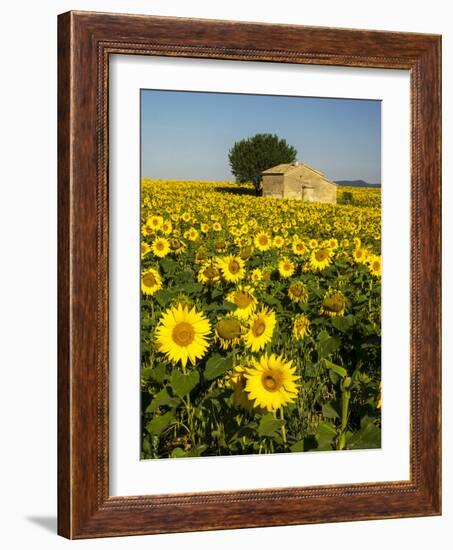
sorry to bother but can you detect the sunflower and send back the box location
[309,238,318,249]
[376,382,382,409]
[152,237,171,258]
[288,281,308,303]
[215,316,243,350]
[141,268,162,296]
[141,241,151,259]
[169,238,185,255]
[225,365,254,412]
[320,290,346,317]
[142,220,155,237]
[292,238,308,256]
[273,235,284,249]
[197,260,221,285]
[155,304,211,369]
[181,212,191,223]
[353,246,368,264]
[278,257,295,278]
[148,215,163,231]
[212,222,222,232]
[195,249,208,264]
[250,268,263,284]
[226,285,257,320]
[219,255,245,283]
[214,239,228,253]
[367,254,382,277]
[254,231,272,251]
[244,307,276,352]
[161,219,173,235]
[328,238,339,250]
[244,353,300,412]
[240,245,253,260]
[292,314,311,340]
[309,247,333,271]
[184,227,199,241]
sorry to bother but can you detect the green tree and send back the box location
[228,133,297,195]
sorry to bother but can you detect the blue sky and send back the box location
[141,90,381,183]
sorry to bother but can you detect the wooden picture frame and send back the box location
[58,10,441,539]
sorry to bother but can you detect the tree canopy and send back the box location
[228,133,297,195]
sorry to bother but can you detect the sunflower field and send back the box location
[140,179,382,459]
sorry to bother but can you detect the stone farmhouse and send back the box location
[261,162,337,204]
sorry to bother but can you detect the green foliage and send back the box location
[146,410,175,436]
[170,370,199,398]
[204,354,234,380]
[258,414,284,437]
[228,133,297,195]
[340,191,354,204]
[346,416,381,449]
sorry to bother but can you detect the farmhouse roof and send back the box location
[262,162,336,184]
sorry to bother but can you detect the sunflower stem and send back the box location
[279,408,287,445]
[338,378,351,450]
[185,393,196,446]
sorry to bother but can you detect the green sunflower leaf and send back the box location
[204,354,233,380]
[317,330,341,358]
[258,414,284,437]
[314,421,337,451]
[145,388,180,412]
[323,359,348,378]
[346,417,381,450]
[146,410,175,435]
[170,370,200,398]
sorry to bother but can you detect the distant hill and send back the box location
[335,180,381,188]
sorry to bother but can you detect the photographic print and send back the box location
[140,90,382,460]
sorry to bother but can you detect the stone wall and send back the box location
[262,174,284,198]
[284,172,337,203]
[262,170,337,204]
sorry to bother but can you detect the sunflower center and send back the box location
[228,260,240,274]
[240,246,252,260]
[290,283,305,297]
[315,249,328,261]
[259,235,268,245]
[172,322,195,346]
[170,239,181,250]
[252,319,266,337]
[283,262,292,271]
[204,266,219,279]
[323,294,345,312]
[216,319,241,340]
[234,292,252,309]
[262,372,281,392]
[142,272,157,287]
[156,242,164,251]
[373,261,380,270]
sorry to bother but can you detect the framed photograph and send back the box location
[58,11,441,538]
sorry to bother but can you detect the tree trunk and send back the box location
[253,179,262,197]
